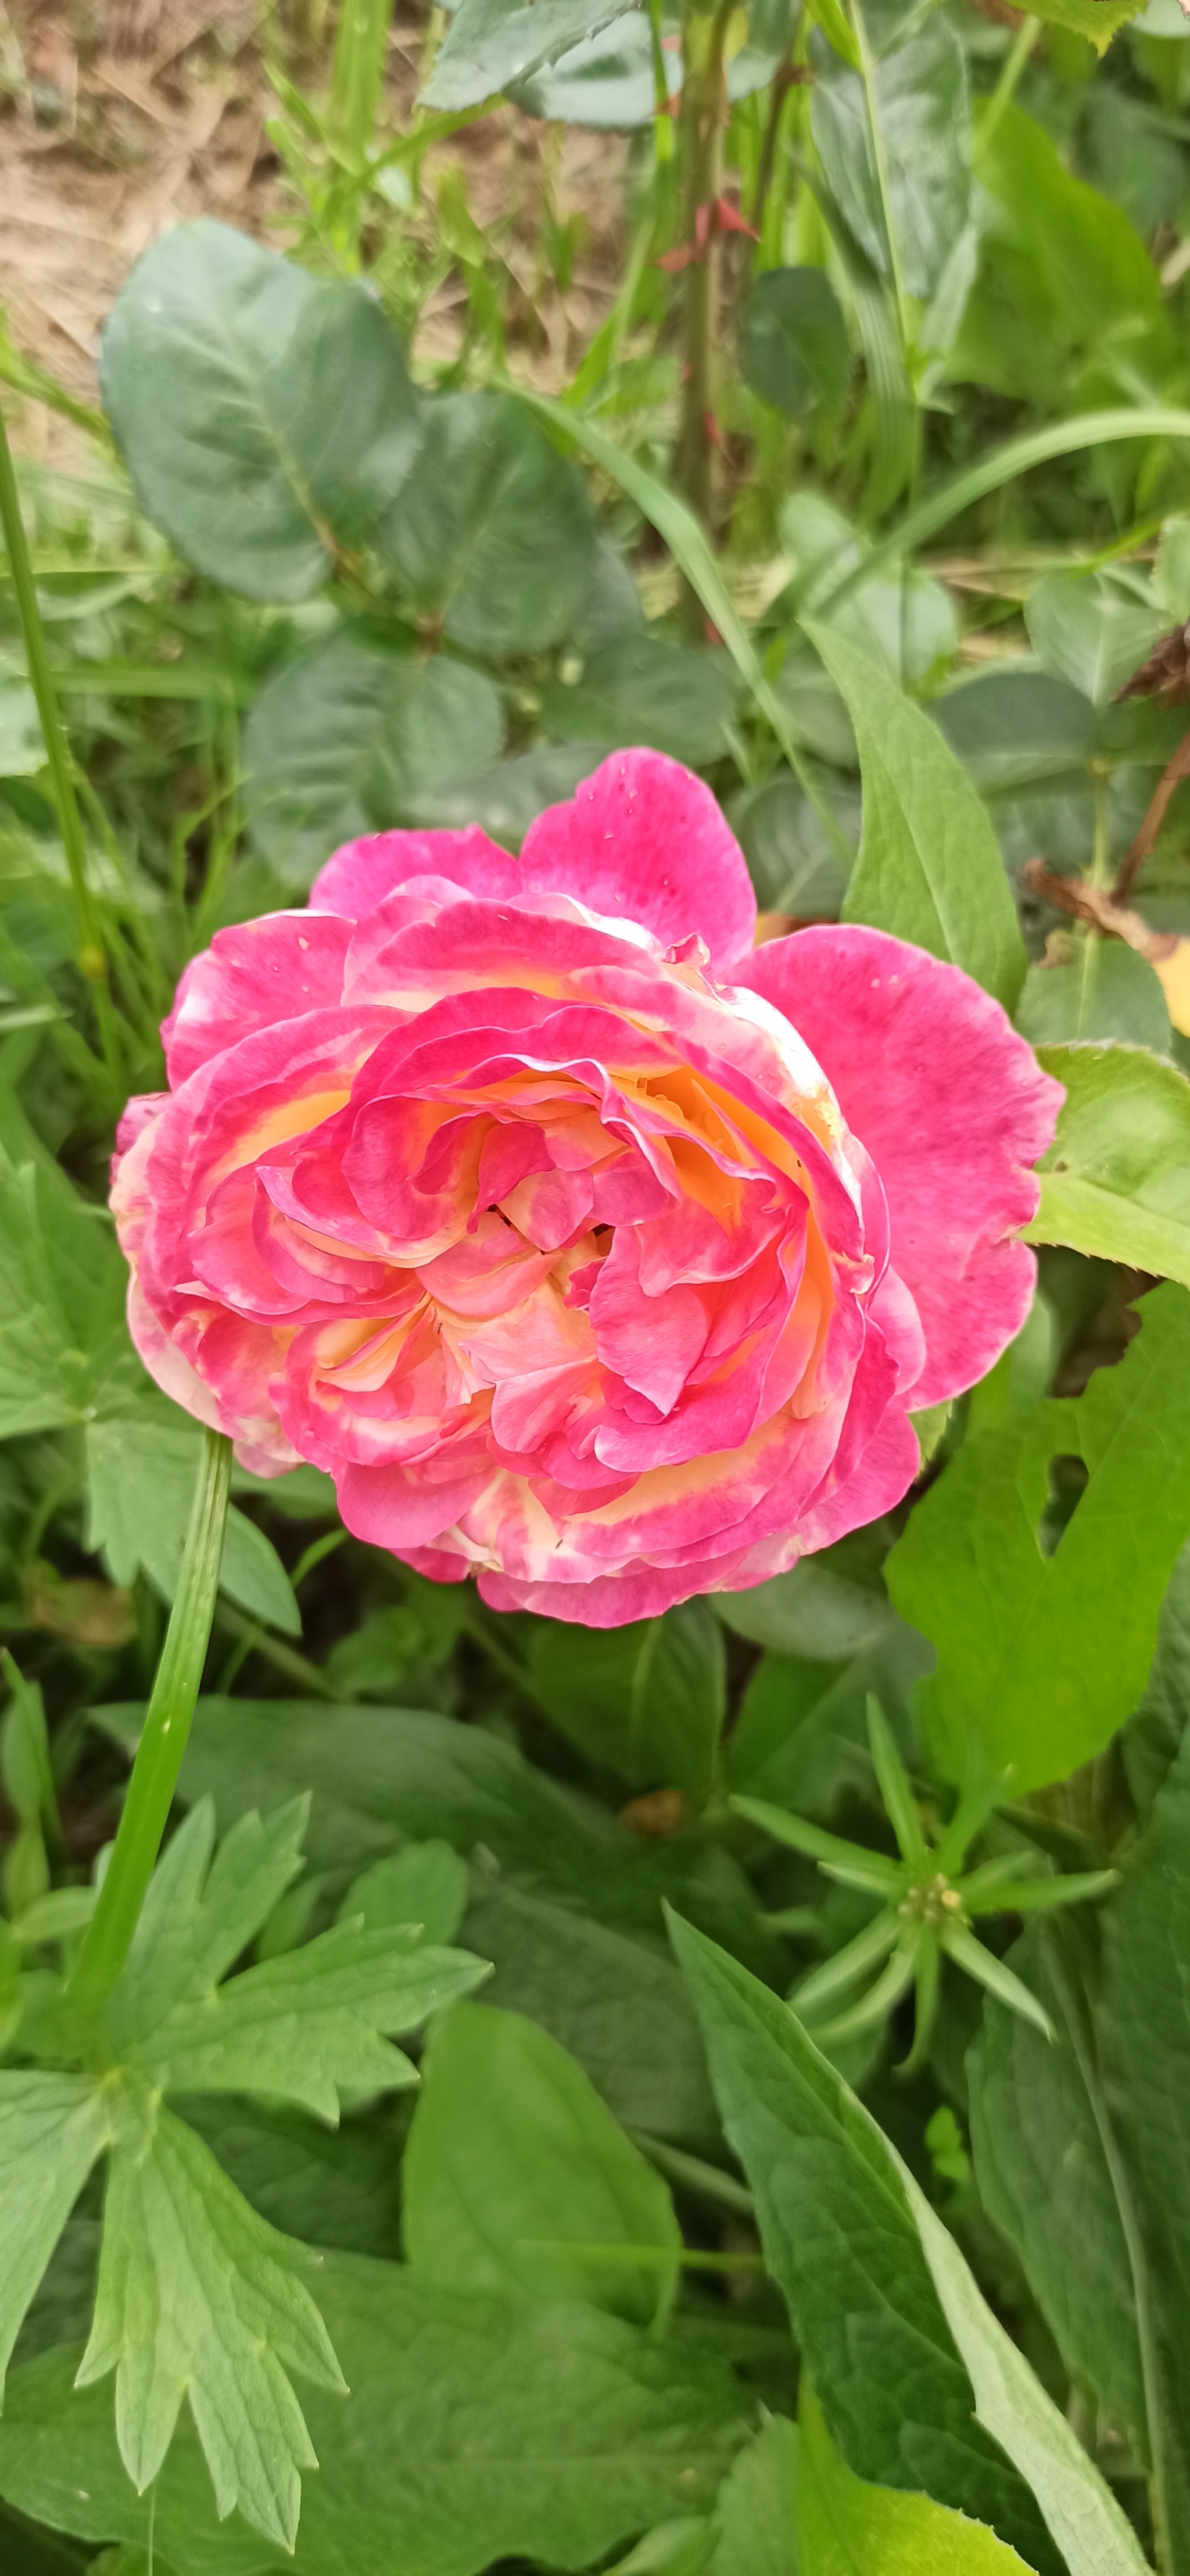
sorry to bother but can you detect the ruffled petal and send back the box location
[163,913,353,1085]
[519,748,757,973]
[737,926,1063,1407]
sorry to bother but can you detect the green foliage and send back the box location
[526,1599,726,1797]
[743,270,851,419]
[378,390,597,655]
[100,224,421,601]
[810,17,971,303]
[1026,1044,1190,1287]
[403,2001,681,2322]
[887,1285,1190,1787]
[668,1911,1145,2575]
[422,0,639,111]
[811,625,1027,1010]
[797,2381,1033,2573]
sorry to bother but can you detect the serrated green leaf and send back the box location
[0,2258,749,2573]
[422,0,638,109]
[85,1405,300,1634]
[100,223,420,600]
[242,627,504,888]
[379,390,596,657]
[0,2073,113,2398]
[403,2001,680,2325]
[107,1801,489,2120]
[665,1914,1056,2572]
[1098,1722,1190,2562]
[77,2102,343,2549]
[1024,1043,1190,1287]
[798,2380,1032,2573]
[968,1921,1148,2462]
[807,625,1026,1009]
[1015,947,1172,1056]
[670,1914,1149,2576]
[526,1600,725,1799]
[886,1283,1190,1789]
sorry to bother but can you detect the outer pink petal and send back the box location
[519,750,757,973]
[309,825,521,920]
[163,913,353,1085]
[737,926,1062,1408]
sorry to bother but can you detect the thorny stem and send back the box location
[673,0,736,575]
[66,1430,232,2011]
[1113,725,1190,905]
[0,393,121,1087]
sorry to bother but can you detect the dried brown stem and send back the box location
[1113,725,1190,905]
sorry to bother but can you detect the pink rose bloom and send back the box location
[112,751,1060,1626]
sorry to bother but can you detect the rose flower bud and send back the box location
[111,751,1060,1626]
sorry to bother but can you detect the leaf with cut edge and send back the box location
[403,2001,680,2326]
[2,2256,750,2575]
[670,1915,1148,2576]
[78,2101,344,2549]
[798,2381,1033,2574]
[86,1405,300,1635]
[107,1801,489,2122]
[422,0,639,109]
[967,1920,1148,2461]
[0,2074,113,2398]
[886,1282,1190,1790]
[526,1600,725,1800]
[665,1914,1057,2574]
[807,623,1026,1009]
[1024,1043,1190,1288]
[100,224,420,600]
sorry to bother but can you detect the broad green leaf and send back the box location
[886,1283,1190,1789]
[725,1625,932,1819]
[671,1916,1149,2576]
[798,2381,1031,2574]
[402,741,604,853]
[1123,1538,1190,1821]
[0,2074,112,2396]
[92,1696,774,1972]
[526,1599,726,1799]
[541,633,741,771]
[0,1149,131,1439]
[968,1922,1147,2457]
[422,0,637,108]
[1001,0,1142,52]
[0,2258,748,2574]
[955,109,1171,408]
[465,1875,720,2144]
[714,1561,897,1662]
[339,1842,468,1947]
[811,17,970,303]
[743,270,850,420]
[404,2001,680,2324]
[1015,948,1171,1056]
[1024,572,1167,708]
[666,1916,1055,2573]
[100,223,420,600]
[1024,1043,1190,1287]
[86,1405,300,1634]
[1098,1719,1190,2564]
[513,12,676,126]
[379,390,596,655]
[808,624,1026,1009]
[243,627,504,886]
[179,2095,403,2260]
[106,1801,488,2121]
[784,492,956,689]
[78,2101,344,2549]
[712,2414,799,2576]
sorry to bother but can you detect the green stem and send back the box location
[673,0,735,571]
[0,396,119,1074]
[976,13,1040,164]
[66,1429,232,2009]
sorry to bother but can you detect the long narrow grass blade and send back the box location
[866,1696,926,1864]
[730,1793,903,1894]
